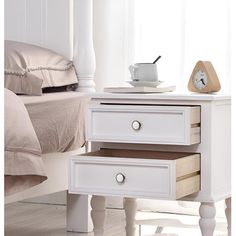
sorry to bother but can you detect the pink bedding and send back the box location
[4,90,89,195]
[20,92,89,153]
[4,89,47,195]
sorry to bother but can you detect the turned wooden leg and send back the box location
[124,198,137,236]
[225,197,231,236]
[91,195,106,236]
[199,202,216,236]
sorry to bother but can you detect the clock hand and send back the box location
[200,78,206,86]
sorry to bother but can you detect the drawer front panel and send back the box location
[87,105,200,145]
[70,158,174,199]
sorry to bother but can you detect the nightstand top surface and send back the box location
[89,92,231,101]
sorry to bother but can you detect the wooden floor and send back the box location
[5,202,227,236]
[5,202,126,236]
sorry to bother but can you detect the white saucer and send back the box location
[127,80,162,87]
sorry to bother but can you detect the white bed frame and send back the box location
[5,0,95,93]
[5,0,95,232]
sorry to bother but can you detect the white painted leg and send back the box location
[91,195,106,236]
[67,193,93,232]
[124,198,137,236]
[199,202,216,236]
[225,197,231,236]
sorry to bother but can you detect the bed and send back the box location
[5,0,95,233]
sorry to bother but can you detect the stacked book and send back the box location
[104,84,176,93]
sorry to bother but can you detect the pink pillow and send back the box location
[5,40,78,95]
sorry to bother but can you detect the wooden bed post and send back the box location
[74,0,96,92]
[67,0,95,232]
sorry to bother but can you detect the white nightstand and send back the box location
[69,92,231,236]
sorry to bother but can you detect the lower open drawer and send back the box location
[69,149,200,200]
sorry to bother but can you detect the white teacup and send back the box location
[129,63,158,82]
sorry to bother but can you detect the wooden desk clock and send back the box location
[188,61,221,93]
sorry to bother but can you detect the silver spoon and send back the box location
[153,55,161,64]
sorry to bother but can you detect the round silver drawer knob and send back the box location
[116,173,125,184]
[132,120,141,130]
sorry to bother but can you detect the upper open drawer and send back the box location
[87,104,201,145]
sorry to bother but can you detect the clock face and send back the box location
[193,69,208,90]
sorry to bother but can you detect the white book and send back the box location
[104,85,176,93]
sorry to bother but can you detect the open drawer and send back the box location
[87,104,201,145]
[69,149,201,200]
